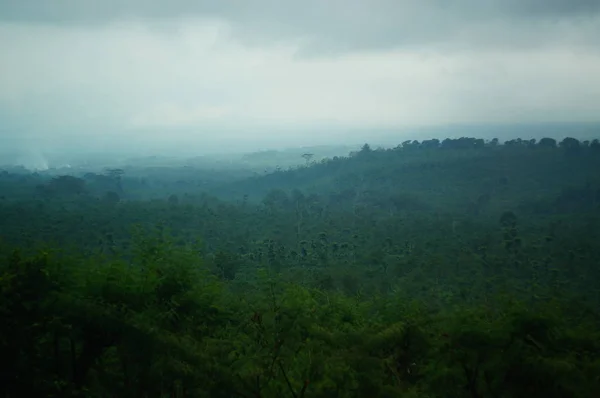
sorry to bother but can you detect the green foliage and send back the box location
[1,135,600,396]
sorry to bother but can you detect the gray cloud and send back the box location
[1,1,599,54]
[3,0,599,22]
[505,0,600,17]
[1,0,599,152]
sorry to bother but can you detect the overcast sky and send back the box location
[1,0,599,155]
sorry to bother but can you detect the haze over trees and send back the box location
[1,134,600,397]
[3,0,600,394]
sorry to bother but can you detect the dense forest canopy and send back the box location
[1,135,600,397]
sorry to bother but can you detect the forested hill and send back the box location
[1,135,600,397]
[2,136,599,215]
[215,136,600,214]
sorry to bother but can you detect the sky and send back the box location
[1,0,600,157]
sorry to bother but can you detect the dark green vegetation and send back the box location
[1,136,600,397]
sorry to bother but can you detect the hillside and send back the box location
[214,137,600,213]
[1,135,600,397]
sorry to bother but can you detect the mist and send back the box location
[1,0,599,168]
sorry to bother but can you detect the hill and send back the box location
[1,135,600,397]
[214,136,600,214]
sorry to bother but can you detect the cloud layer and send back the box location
[0,1,599,153]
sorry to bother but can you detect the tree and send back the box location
[47,175,86,196]
[559,137,581,156]
[263,189,290,212]
[104,168,125,193]
[103,191,120,205]
[421,139,440,149]
[538,137,557,148]
[301,153,314,165]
